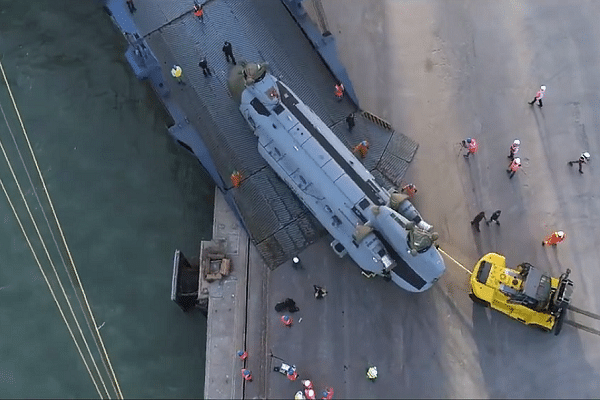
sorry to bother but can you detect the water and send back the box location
[0,1,213,398]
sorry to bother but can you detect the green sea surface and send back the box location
[0,1,212,398]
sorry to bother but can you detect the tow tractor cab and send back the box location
[469,253,574,335]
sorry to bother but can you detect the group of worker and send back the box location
[171,40,235,82]
[170,2,237,84]
[465,85,589,246]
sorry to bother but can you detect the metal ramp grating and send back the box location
[376,152,410,187]
[383,131,419,163]
[138,0,418,269]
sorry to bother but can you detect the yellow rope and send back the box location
[438,247,473,274]
[0,98,111,399]
[0,60,123,398]
[0,176,105,398]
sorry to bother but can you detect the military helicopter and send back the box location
[230,62,445,292]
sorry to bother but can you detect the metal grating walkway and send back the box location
[134,0,417,268]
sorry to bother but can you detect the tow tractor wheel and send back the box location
[554,309,566,336]
[469,293,490,307]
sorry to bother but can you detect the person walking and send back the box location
[486,210,501,225]
[170,65,184,84]
[508,139,520,160]
[193,2,204,21]
[198,57,212,77]
[470,211,485,232]
[568,152,590,174]
[507,157,521,178]
[334,82,344,101]
[528,85,546,107]
[222,41,236,65]
[126,0,136,14]
[543,231,565,246]
[346,113,355,130]
[462,137,478,158]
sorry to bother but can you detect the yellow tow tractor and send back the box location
[469,253,574,335]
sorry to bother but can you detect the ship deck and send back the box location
[106,0,418,269]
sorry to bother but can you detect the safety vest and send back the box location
[510,143,519,154]
[241,369,252,381]
[509,159,521,172]
[402,184,417,198]
[546,232,565,245]
[536,89,545,99]
[321,387,334,399]
[171,66,182,78]
[468,139,478,153]
[194,7,203,17]
[334,84,344,97]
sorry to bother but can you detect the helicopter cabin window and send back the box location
[250,98,270,116]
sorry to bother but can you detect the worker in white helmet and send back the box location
[529,85,546,107]
[508,139,520,160]
[568,152,591,174]
[366,366,378,381]
[543,230,566,246]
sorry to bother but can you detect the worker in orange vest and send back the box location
[401,183,417,198]
[543,231,565,246]
[334,82,344,101]
[507,157,521,179]
[353,140,369,158]
[241,368,252,381]
[303,380,315,400]
[237,350,248,360]
[462,138,478,158]
[287,366,298,381]
[281,315,293,327]
[193,2,204,21]
[321,387,334,399]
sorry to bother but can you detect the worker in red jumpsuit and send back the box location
[543,231,565,246]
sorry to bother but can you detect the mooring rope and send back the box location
[0,60,123,399]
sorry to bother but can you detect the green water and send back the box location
[0,1,212,398]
